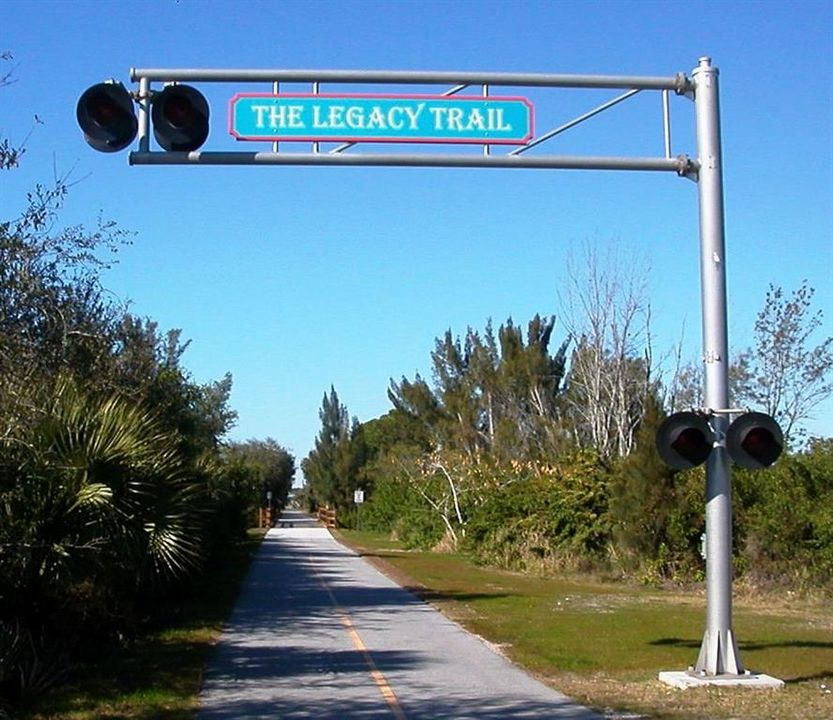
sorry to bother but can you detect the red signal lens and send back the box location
[163,94,196,129]
[656,412,714,470]
[88,93,119,126]
[672,427,709,457]
[726,412,783,469]
[742,427,771,453]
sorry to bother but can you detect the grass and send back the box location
[337,529,833,720]
[17,529,267,720]
[15,526,831,719]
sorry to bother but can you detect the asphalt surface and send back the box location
[198,509,601,719]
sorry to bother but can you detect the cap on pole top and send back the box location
[693,57,718,79]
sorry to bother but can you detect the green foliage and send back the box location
[388,315,569,460]
[733,281,833,446]
[607,395,704,582]
[0,176,131,438]
[357,454,421,534]
[463,451,610,571]
[0,62,282,706]
[202,456,261,551]
[0,380,202,700]
[362,408,433,459]
[392,506,448,550]
[302,387,367,514]
[356,300,833,592]
[224,439,295,514]
[358,449,462,549]
[733,439,833,587]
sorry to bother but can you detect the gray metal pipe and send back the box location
[691,57,741,677]
[129,67,691,92]
[129,150,694,173]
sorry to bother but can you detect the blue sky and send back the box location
[3,0,832,466]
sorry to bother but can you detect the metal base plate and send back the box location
[658,670,785,689]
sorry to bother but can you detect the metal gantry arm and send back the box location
[127,66,696,173]
[129,66,691,90]
[130,150,694,172]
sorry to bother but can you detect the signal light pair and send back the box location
[76,81,209,153]
[656,411,783,470]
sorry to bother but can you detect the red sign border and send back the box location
[228,92,535,145]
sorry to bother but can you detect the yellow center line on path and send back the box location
[308,556,407,720]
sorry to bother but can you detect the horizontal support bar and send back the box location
[130,67,691,93]
[129,150,696,174]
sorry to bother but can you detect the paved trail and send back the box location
[199,510,601,719]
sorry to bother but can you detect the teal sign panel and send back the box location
[229,94,534,145]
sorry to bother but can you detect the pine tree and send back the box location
[302,387,366,513]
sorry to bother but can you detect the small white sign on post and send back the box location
[353,489,365,505]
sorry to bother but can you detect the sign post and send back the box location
[79,59,785,688]
[354,489,365,532]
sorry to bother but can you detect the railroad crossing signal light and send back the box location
[656,411,715,470]
[657,410,784,470]
[76,81,138,153]
[151,84,209,152]
[725,412,783,469]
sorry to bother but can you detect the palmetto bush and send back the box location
[0,379,203,699]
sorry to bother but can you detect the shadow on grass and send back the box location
[401,586,516,604]
[784,671,833,684]
[651,636,833,651]
[346,550,518,605]
[18,533,266,720]
[19,638,211,719]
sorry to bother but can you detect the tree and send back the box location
[0,187,130,431]
[559,242,655,460]
[225,439,295,514]
[1,51,34,171]
[302,387,366,512]
[0,56,247,702]
[361,408,433,459]
[388,315,569,459]
[103,317,238,460]
[734,281,833,446]
[1,86,132,441]
[490,316,570,458]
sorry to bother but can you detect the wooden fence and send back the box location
[255,506,337,529]
[317,506,337,528]
[256,507,273,529]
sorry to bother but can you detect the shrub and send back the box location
[464,451,610,572]
[734,440,833,588]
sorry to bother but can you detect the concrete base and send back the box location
[659,670,785,689]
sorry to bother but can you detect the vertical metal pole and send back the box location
[313,82,320,154]
[272,81,280,153]
[482,84,490,156]
[662,89,672,159]
[692,56,742,676]
[137,76,150,153]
